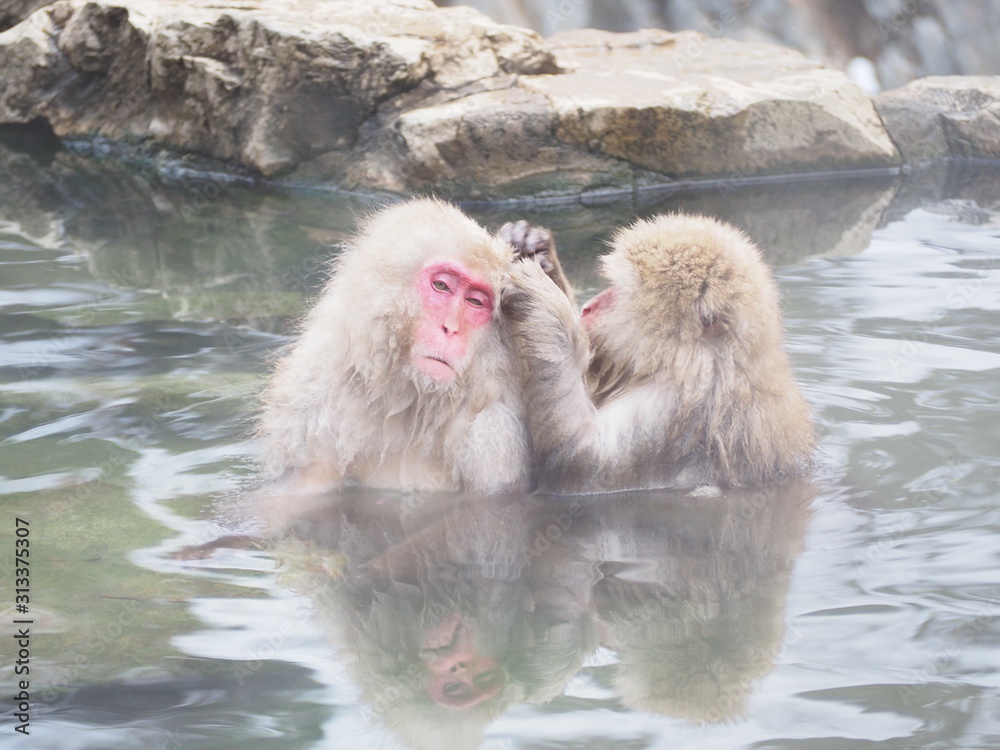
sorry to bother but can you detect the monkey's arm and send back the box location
[456,401,533,494]
[500,220,573,299]
[503,260,603,493]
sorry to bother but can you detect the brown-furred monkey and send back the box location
[502,213,816,495]
[257,198,533,497]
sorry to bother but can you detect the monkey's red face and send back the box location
[581,286,617,330]
[422,613,502,708]
[412,261,495,383]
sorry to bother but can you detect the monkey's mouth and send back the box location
[413,354,457,383]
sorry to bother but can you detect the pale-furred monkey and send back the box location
[257,198,533,497]
[502,213,816,495]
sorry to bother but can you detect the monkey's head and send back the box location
[331,198,515,389]
[584,213,784,380]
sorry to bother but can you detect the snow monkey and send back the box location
[502,213,816,494]
[257,198,537,496]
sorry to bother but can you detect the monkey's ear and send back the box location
[701,312,726,338]
[695,296,727,339]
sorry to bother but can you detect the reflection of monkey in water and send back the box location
[271,482,810,745]
[256,198,533,500]
[591,482,814,722]
[502,213,816,494]
[277,492,597,750]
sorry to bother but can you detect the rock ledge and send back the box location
[0,0,955,198]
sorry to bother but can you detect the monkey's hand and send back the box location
[501,220,555,269]
[500,220,572,299]
[502,259,600,492]
[502,258,585,364]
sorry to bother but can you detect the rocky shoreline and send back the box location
[1,0,998,200]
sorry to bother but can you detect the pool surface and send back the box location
[1,145,999,749]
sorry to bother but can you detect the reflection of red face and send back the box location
[425,649,502,709]
[581,286,616,331]
[423,613,503,709]
[411,261,495,383]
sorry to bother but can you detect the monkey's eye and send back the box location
[465,296,484,307]
[432,279,451,293]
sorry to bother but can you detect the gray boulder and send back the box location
[0,0,556,177]
[875,76,1000,165]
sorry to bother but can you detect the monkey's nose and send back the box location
[441,311,462,335]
